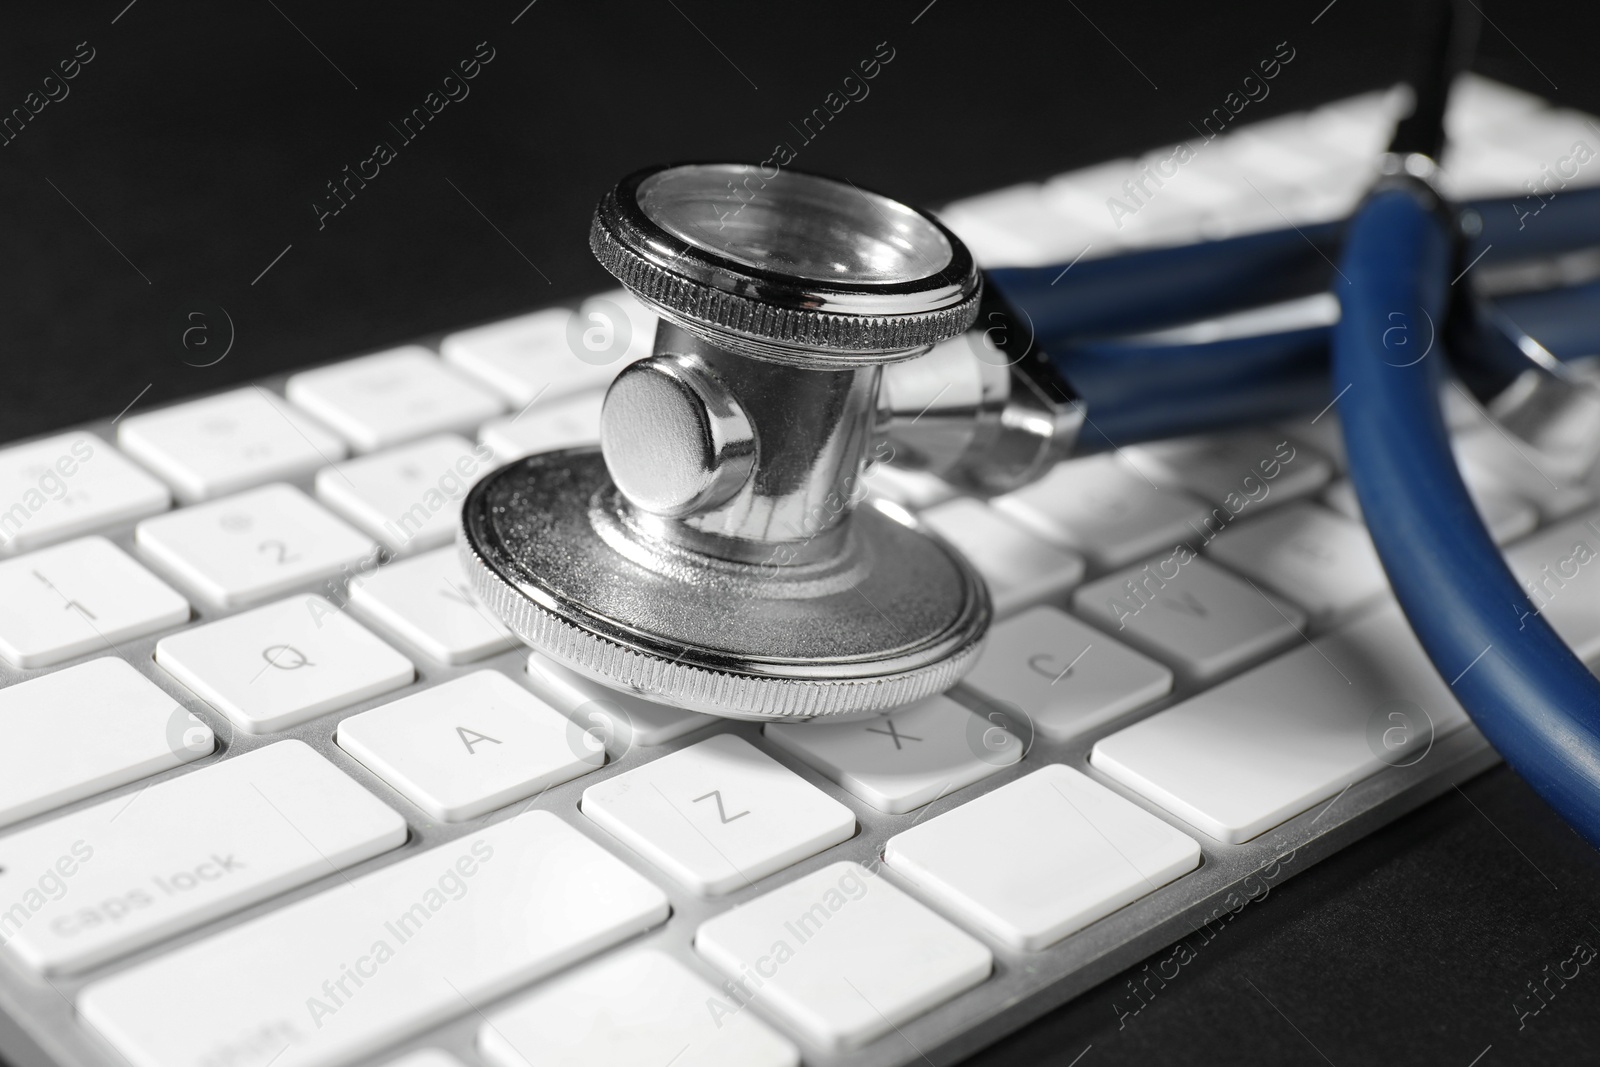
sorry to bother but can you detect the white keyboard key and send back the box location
[444,307,629,406]
[478,948,799,1067]
[525,652,713,753]
[939,183,1106,264]
[287,347,504,452]
[346,547,516,664]
[0,658,212,830]
[117,388,348,503]
[379,1052,465,1067]
[155,595,413,734]
[764,695,1021,814]
[77,812,670,1067]
[862,461,958,509]
[1074,555,1306,683]
[477,390,604,460]
[0,740,403,975]
[921,498,1085,616]
[959,606,1172,743]
[1225,129,1371,203]
[579,288,659,367]
[935,207,1060,267]
[316,434,497,556]
[1047,158,1211,250]
[1446,73,1549,143]
[0,433,169,554]
[338,671,600,822]
[1204,502,1389,628]
[1440,383,1492,431]
[1275,412,1346,470]
[1121,430,1332,513]
[993,454,1212,570]
[1324,476,1536,547]
[136,484,376,609]
[581,733,854,895]
[1505,508,1600,661]
[1091,603,1472,843]
[1304,87,1409,161]
[0,538,189,668]
[695,861,992,1052]
[886,765,1200,950]
[1453,427,1596,520]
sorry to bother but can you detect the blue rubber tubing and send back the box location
[1334,183,1600,849]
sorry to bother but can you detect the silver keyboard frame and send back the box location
[0,349,1501,1067]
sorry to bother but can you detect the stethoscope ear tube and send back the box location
[989,184,1600,341]
[1334,182,1600,849]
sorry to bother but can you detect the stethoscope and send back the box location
[460,4,1600,849]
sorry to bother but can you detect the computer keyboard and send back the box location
[0,73,1597,1067]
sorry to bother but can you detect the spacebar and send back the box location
[78,812,669,1067]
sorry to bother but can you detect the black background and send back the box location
[6,1,1600,1064]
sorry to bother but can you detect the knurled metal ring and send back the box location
[590,163,983,369]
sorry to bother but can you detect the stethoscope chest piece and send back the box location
[460,163,990,720]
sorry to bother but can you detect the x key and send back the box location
[865,719,922,749]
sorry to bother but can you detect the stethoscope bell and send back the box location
[460,163,991,720]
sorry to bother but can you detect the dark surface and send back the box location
[5,2,1600,1065]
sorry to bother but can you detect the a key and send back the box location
[286,347,504,453]
[1046,157,1217,250]
[1453,427,1596,520]
[1120,430,1332,514]
[1304,87,1410,162]
[135,484,377,609]
[921,498,1085,617]
[0,658,212,830]
[1275,412,1346,470]
[580,733,855,896]
[577,289,659,368]
[1505,508,1600,661]
[0,740,403,975]
[1324,476,1537,547]
[442,308,630,406]
[694,861,992,1052]
[76,812,669,1067]
[940,183,1109,265]
[992,454,1212,570]
[1204,501,1389,629]
[379,1053,465,1067]
[0,433,169,554]
[315,434,497,556]
[524,652,713,753]
[477,390,604,461]
[1090,602,1472,843]
[1225,124,1372,198]
[862,461,957,510]
[1439,383,1492,432]
[885,765,1201,951]
[117,388,348,503]
[957,606,1173,743]
[477,948,799,1067]
[345,547,516,664]
[0,537,189,668]
[1073,555,1306,682]
[763,695,1022,814]
[155,595,414,734]
[1444,73,1548,142]
[338,671,601,822]
[936,203,1064,267]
